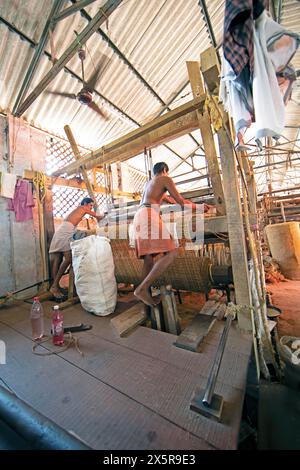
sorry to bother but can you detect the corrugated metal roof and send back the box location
[0,0,299,193]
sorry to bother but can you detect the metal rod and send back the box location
[202,313,233,406]
[277,0,282,23]
[52,0,98,23]
[176,174,208,185]
[198,0,217,48]
[0,279,49,299]
[0,385,90,450]
[258,184,300,196]
[280,202,286,222]
[12,0,65,115]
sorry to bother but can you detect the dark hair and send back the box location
[153,162,169,175]
[80,197,94,206]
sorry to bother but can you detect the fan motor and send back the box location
[78,90,93,105]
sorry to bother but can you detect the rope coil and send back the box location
[32,332,83,357]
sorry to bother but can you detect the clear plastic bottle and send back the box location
[52,305,64,346]
[30,297,44,340]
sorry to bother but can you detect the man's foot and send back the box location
[50,286,64,299]
[134,287,156,307]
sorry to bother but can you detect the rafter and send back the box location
[52,0,98,23]
[12,0,65,114]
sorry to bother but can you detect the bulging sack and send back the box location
[71,235,117,316]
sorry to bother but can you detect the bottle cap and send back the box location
[33,296,40,301]
[53,305,60,310]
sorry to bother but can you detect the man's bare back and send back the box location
[66,203,102,226]
[142,175,196,208]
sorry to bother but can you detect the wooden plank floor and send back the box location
[0,299,252,450]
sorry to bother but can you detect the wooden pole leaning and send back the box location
[64,125,98,210]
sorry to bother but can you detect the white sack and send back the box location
[71,235,117,316]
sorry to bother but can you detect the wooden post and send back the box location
[241,153,257,226]
[186,61,225,216]
[64,125,98,210]
[201,47,252,331]
[160,285,181,335]
[43,181,55,285]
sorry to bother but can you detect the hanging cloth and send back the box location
[223,0,267,78]
[0,172,17,198]
[7,179,35,222]
[221,10,300,147]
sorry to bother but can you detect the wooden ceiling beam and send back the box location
[53,96,206,176]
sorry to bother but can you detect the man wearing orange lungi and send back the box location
[133,162,210,306]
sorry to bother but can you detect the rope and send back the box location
[204,94,223,132]
[32,332,83,357]
[33,171,47,204]
[0,292,15,306]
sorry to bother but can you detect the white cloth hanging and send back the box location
[220,10,300,147]
[0,172,17,198]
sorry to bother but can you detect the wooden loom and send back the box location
[53,46,255,331]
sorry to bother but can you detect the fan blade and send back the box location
[85,54,110,91]
[44,91,77,100]
[88,101,108,119]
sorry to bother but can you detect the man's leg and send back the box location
[134,249,177,306]
[50,253,63,283]
[142,254,154,278]
[50,250,72,297]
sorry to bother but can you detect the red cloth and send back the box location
[133,205,176,259]
[7,179,35,222]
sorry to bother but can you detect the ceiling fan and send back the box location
[45,46,109,119]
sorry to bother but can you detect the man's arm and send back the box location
[162,194,177,204]
[164,177,211,212]
[84,208,104,221]
[163,177,198,210]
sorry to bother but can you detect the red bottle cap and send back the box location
[33,296,40,301]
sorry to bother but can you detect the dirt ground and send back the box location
[268,279,300,337]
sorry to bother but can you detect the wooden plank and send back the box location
[23,170,136,199]
[174,314,216,352]
[200,300,221,315]
[0,323,212,450]
[217,125,252,330]
[200,47,221,94]
[11,317,244,449]
[200,47,252,331]
[0,301,253,391]
[174,300,219,352]
[64,125,98,209]
[43,184,55,253]
[110,303,146,337]
[186,61,225,216]
[53,97,205,176]
[241,153,257,226]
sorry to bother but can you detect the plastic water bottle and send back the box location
[52,305,64,346]
[30,297,44,340]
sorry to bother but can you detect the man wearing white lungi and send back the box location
[49,197,103,298]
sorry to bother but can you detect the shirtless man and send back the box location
[49,197,103,298]
[133,162,210,306]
